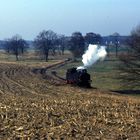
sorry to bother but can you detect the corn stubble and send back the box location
[0,62,140,140]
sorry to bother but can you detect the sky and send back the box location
[0,0,140,40]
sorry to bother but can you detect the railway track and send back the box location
[0,59,70,96]
[31,59,71,85]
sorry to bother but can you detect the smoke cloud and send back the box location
[78,44,107,69]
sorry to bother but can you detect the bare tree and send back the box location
[69,32,85,60]
[34,30,57,61]
[111,32,120,57]
[85,32,97,45]
[85,32,102,46]
[4,35,28,61]
[56,35,67,55]
[119,25,140,89]
[4,39,11,53]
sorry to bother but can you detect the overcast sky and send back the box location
[0,0,140,40]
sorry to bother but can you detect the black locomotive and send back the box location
[66,67,91,87]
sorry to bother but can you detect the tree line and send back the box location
[3,30,104,61]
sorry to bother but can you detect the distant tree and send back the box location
[34,30,57,61]
[111,32,120,57]
[60,35,66,55]
[69,32,85,60]
[119,25,140,89]
[56,35,67,55]
[50,34,63,56]
[85,32,96,45]
[4,39,11,53]
[85,32,102,46]
[112,32,120,37]
[105,41,110,57]
[94,34,102,44]
[4,35,28,61]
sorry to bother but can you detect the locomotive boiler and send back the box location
[66,67,91,87]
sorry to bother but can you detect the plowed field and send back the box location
[0,61,140,139]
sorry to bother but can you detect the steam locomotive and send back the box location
[66,67,91,87]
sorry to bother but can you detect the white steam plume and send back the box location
[79,44,107,68]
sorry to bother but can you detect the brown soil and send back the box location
[0,61,140,139]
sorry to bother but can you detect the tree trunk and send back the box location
[45,53,48,62]
[107,45,110,57]
[62,47,65,55]
[16,54,19,61]
[115,44,118,57]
